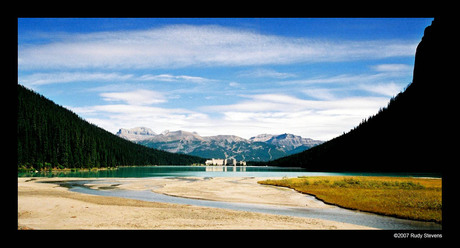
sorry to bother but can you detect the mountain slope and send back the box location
[17,85,205,170]
[268,18,446,173]
[119,128,323,161]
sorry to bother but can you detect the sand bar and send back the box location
[18,177,374,230]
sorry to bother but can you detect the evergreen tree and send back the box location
[17,84,205,170]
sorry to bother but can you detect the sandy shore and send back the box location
[18,177,374,230]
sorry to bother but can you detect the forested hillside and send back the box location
[17,85,205,170]
[268,18,446,173]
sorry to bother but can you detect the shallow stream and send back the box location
[49,179,442,230]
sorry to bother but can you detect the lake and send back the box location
[18,165,442,178]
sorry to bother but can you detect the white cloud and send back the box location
[302,88,337,100]
[100,90,166,105]
[138,74,214,83]
[238,68,296,79]
[359,82,404,97]
[19,71,216,87]
[205,93,386,112]
[198,93,389,140]
[69,91,390,140]
[18,25,418,70]
[279,69,412,97]
[280,73,388,85]
[371,63,413,73]
[69,103,211,134]
[228,82,241,87]
[19,72,134,86]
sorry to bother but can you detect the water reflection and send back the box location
[205,166,246,172]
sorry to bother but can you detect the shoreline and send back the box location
[18,177,374,230]
[18,166,119,173]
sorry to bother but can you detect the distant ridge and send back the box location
[268,18,447,173]
[117,127,157,141]
[117,127,323,161]
[17,85,205,170]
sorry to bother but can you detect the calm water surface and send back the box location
[18,165,442,178]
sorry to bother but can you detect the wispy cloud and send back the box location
[204,93,387,113]
[301,88,337,100]
[371,63,413,73]
[100,89,166,105]
[278,64,412,97]
[18,25,418,70]
[69,103,211,136]
[200,93,389,140]
[19,72,134,86]
[19,71,216,87]
[280,73,391,85]
[238,68,296,79]
[358,82,404,97]
[69,91,390,140]
[138,74,215,83]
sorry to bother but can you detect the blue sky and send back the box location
[18,18,433,140]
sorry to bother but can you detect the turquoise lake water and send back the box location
[18,165,442,178]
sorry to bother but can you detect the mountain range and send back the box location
[117,127,323,161]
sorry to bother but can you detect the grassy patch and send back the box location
[258,176,441,223]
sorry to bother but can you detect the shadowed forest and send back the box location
[17,84,205,171]
[268,18,447,173]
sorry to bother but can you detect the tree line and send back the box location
[17,84,205,171]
